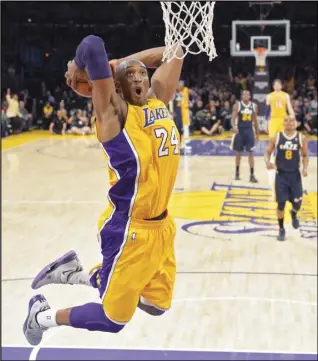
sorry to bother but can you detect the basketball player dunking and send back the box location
[264,116,309,241]
[23,35,183,345]
[231,90,260,182]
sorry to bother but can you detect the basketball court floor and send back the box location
[2,131,317,360]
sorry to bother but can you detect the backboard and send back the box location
[231,20,291,57]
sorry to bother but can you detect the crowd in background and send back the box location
[187,68,317,136]
[1,1,317,138]
[1,67,317,138]
[1,83,95,137]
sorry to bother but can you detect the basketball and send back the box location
[73,81,93,98]
[72,69,92,98]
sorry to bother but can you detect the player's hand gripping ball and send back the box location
[65,59,118,98]
[65,60,92,98]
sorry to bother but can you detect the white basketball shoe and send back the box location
[31,250,83,289]
[23,294,50,346]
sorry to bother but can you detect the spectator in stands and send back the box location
[47,91,55,105]
[49,110,67,135]
[43,102,54,129]
[230,94,236,106]
[311,91,317,110]
[308,92,317,134]
[18,101,32,131]
[197,107,223,136]
[293,99,304,130]
[58,100,68,121]
[307,74,316,90]
[85,102,93,120]
[5,88,22,133]
[303,113,314,134]
[191,98,205,131]
[68,109,91,135]
[220,100,232,131]
[85,101,95,129]
[1,108,11,137]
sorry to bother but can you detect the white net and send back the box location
[254,47,268,68]
[160,1,217,62]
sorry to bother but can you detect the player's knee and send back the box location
[70,302,125,333]
[138,298,167,316]
[292,198,302,211]
[139,304,166,316]
[277,201,286,211]
[100,309,125,333]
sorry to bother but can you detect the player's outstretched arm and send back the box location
[232,102,239,132]
[265,94,271,121]
[150,46,183,105]
[264,136,277,169]
[67,35,127,142]
[253,103,260,140]
[286,94,295,118]
[115,46,184,105]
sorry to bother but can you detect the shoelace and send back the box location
[65,265,83,283]
[35,305,50,331]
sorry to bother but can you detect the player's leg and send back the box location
[247,152,257,182]
[231,133,243,180]
[31,250,94,290]
[181,107,191,150]
[24,216,159,345]
[174,115,183,147]
[31,209,112,290]
[23,295,125,346]
[275,171,289,241]
[246,129,258,183]
[139,251,176,316]
[235,152,242,180]
[70,126,83,135]
[139,216,176,316]
[209,120,220,135]
[289,171,303,229]
[268,118,281,138]
[182,107,190,139]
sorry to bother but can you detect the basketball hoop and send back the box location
[160,1,217,62]
[254,47,268,70]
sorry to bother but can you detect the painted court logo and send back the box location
[170,182,317,240]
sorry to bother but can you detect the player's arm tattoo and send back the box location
[264,136,276,163]
[301,135,309,171]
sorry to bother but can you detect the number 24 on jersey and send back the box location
[154,126,179,157]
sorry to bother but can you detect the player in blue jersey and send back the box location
[231,90,260,182]
[264,115,309,241]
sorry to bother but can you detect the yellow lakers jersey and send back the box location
[180,87,189,109]
[100,98,180,220]
[269,91,288,119]
[180,87,190,126]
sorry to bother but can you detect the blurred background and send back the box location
[1,1,317,137]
